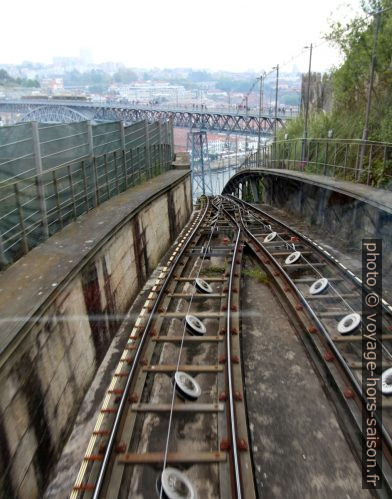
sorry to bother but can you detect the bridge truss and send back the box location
[0,100,287,136]
[187,130,213,197]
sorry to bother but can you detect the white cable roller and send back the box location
[194,277,213,294]
[380,368,392,395]
[157,467,198,499]
[337,313,361,335]
[264,231,277,243]
[185,314,206,336]
[309,277,329,295]
[172,371,202,401]
[285,251,301,265]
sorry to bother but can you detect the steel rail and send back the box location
[239,204,359,316]
[218,199,244,499]
[226,196,392,453]
[91,199,210,498]
[237,201,392,363]
[159,200,225,498]
[230,195,392,317]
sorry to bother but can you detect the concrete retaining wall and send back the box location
[0,172,191,498]
[263,175,392,255]
[223,167,392,286]
[224,168,392,265]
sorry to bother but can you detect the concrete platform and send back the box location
[241,259,371,498]
[0,170,190,364]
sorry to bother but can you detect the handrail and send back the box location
[238,137,392,189]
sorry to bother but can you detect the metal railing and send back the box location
[0,120,174,267]
[240,138,392,189]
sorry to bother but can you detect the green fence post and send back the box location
[87,121,98,207]
[31,122,49,239]
[144,120,151,179]
[14,183,29,255]
[119,121,127,190]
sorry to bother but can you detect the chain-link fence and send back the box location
[0,120,174,267]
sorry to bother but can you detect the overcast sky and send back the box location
[3,0,363,73]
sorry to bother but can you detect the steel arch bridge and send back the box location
[20,105,90,123]
[0,99,288,136]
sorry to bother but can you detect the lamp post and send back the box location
[301,43,313,162]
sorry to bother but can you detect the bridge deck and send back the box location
[0,100,289,135]
[0,169,189,361]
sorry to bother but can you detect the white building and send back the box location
[41,78,64,93]
[111,82,189,103]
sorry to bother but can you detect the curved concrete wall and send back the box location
[0,171,191,498]
[223,168,392,286]
[224,168,392,259]
[262,173,392,254]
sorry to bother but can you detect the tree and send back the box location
[282,0,392,142]
[188,71,213,83]
[21,79,40,88]
[113,68,138,84]
[0,69,13,84]
[326,0,392,123]
[0,68,39,88]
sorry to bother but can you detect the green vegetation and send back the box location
[62,67,137,91]
[280,93,301,106]
[214,78,256,93]
[63,69,111,91]
[243,267,268,284]
[188,71,214,83]
[280,0,392,143]
[0,69,39,88]
[202,266,226,276]
[112,68,138,84]
[196,195,208,209]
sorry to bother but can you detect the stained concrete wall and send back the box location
[223,167,392,292]
[262,174,392,278]
[0,172,192,498]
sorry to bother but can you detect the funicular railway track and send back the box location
[71,194,392,498]
[226,194,392,495]
[72,197,256,498]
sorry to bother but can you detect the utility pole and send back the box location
[302,43,313,162]
[235,135,238,169]
[257,72,265,163]
[245,95,249,153]
[357,10,382,178]
[273,64,279,141]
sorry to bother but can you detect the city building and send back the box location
[110,82,190,103]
